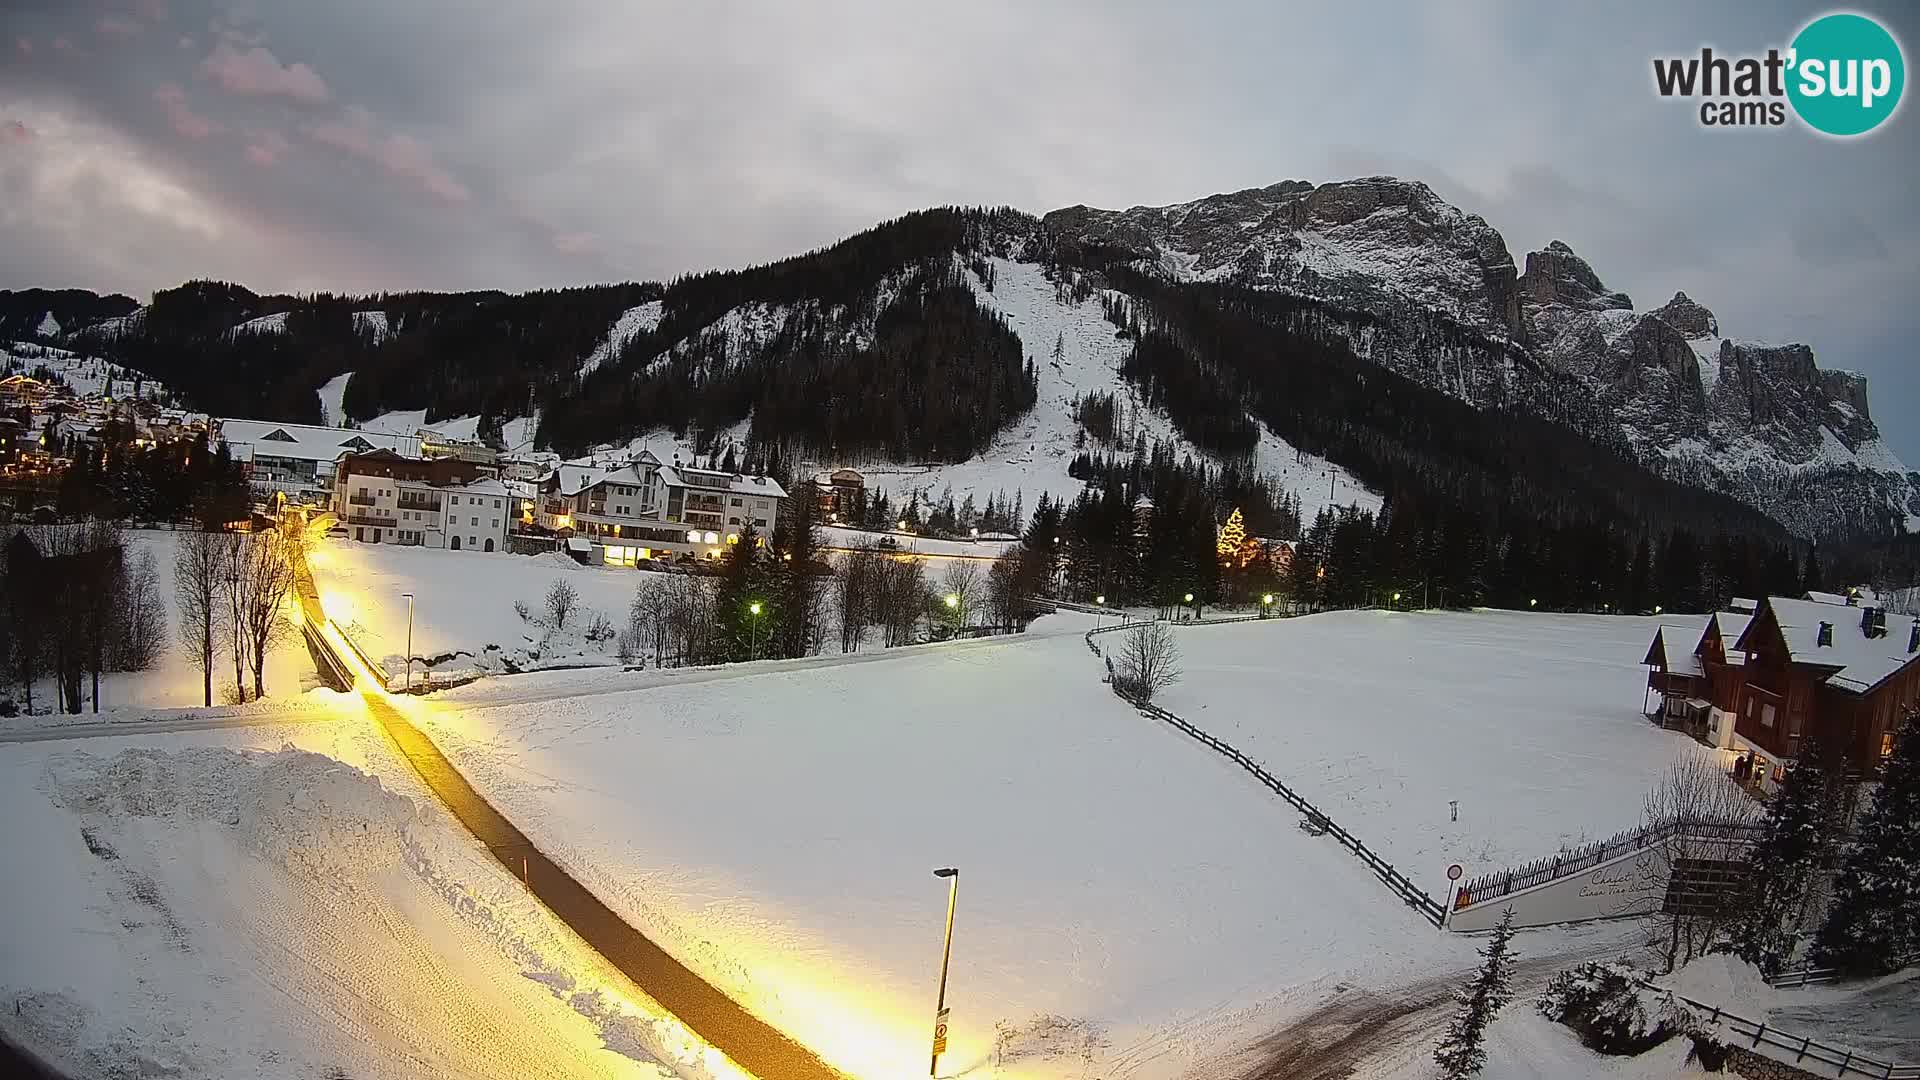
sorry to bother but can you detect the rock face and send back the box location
[1047,176,1526,339]
[1046,182,1918,539]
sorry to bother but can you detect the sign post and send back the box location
[930,867,959,1076]
[1443,863,1464,930]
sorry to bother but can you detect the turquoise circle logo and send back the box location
[1788,12,1905,136]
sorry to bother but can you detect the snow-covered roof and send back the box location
[656,465,787,500]
[1745,597,1920,695]
[218,418,419,464]
[1646,623,1706,677]
[1706,611,1754,664]
[1804,590,1850,606]
[456,478,510,497]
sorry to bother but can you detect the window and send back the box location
[754,518,767,528]
[468,536,477,548]
[493,499,501,508]
[730,497,742,507]
[450,495,459,505]
[471,516,479,526]
[1761,704,1776,728]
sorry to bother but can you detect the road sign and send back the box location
[931,1007,950,1055]
[1446,863,1463,881]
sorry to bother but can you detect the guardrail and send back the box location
[1456,817,1765,912]
[1646,982,1918,1079]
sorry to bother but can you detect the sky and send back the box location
[2,0,1917,461]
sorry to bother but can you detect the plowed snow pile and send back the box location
[0,739,706,1080]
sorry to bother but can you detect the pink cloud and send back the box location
[4,120,34,143]
[155,83,218,139]
[306,110,469,203]
[97,16,143,37]
[244,129,289,166]
[199,39,330,103]
[552,231,597,255]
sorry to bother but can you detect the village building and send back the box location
[331,449,511,552]
[217,419,422,505]
[813,468,865,522]
[532,451,787,566]
[1644,591,1920,792]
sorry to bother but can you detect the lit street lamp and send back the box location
[943,591,964,630]
[749,600,763,659]
[1261,592,1273,618]
[929,867,959,1077]
[402,592,414,692]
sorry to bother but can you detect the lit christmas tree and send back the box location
[1216,507,1247,565]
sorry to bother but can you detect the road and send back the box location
[293,561,849,1080]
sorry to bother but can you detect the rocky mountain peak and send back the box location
[1519,241,1632,312]
[1651,291,1719,338]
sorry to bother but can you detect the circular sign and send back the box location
[1446,864,1464,881]
[1788,13,1905,137]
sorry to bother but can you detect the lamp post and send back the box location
[944,592,962,631]
[749,600,763,659]
[402,592,414,692]
[1261,592,1273,618]
[929,867,959,1077]
[1184,591,1197,621]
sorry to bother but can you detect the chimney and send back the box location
[1845,591,1860,606]
[1910,620,1919,654]
[1862,606,1877,636]
[1817,621,1833,647]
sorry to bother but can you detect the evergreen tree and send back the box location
[1811,708,1920,975]
[1435,908,1517,1078]
[1802,542,1824,596]
[773,480,824,658]
[1216,507,1247,566]
[1726,730,1849,974]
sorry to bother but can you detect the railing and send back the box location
[1645,982,1919,1079]
[344,513,396,527]
[1456,817,1765,911]
[348,494,378,506]
[1765,953,1915,990]
[397,499,441,513]
[1080,615,1446,927]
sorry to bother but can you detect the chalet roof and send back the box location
[1706,611,1755,664]
[456,477,509,497]
[1741,596,1920,695]
[657,465,787,500]
[1644,623,1705,677]
[218,418,418,464]
[1804,590,1851,606]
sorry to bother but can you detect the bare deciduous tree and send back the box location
[1116,620,1181,702]
[940,560,982,627]
[876,557,928,647]
[546,578,580,629]
[837,548,881,653]
[1640,755,1761,974]
[240,531,296,700]
[118,545,167,671]
[174,527,228,708]
[986,553,1022,632]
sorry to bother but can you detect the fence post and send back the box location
[1751,1022,1765,1048]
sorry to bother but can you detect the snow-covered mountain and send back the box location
[1044,177,1919,537]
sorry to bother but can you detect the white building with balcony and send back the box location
[533,451,787,565]
[333,449,511,552]
[218,418,420,505]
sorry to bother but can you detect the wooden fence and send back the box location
[1764,953,1916,990]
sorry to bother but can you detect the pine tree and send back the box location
[1435,908,1517,1079]
[1727,730,1848,973]
[1811,708,1920,975]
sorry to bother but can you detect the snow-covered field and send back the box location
[401,615,1485,1079]
[308,540,631,680]
[1,341,170,401]
[0,714,711,1080]
[1157,610,1720,887]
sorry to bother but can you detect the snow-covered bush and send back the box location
[1537,961,1695,1056]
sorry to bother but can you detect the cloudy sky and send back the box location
[3,1,1917,460]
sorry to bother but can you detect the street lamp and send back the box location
[749,600,763,658]
[943,592,963,630]
[401,592,415,692]
[929,867,959,1077]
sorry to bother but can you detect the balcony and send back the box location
[345,512,396,527]
[348,494,379,507]
[397,498,442,513]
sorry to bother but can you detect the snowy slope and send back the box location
[1158,610,1716,878]
[35,311,60,337]
[227,311,290,336]
[408,622,1472,1080]
[580,301,664,379]
[317,371,353,427]
[0,721,703,1080]
[353,309,391,343]
[1,341,170,400]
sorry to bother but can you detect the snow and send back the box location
[228,311,290,336]
[35,311,60,337]
[353,309,391,343]
[1,342,169,400]
[1686,335,1724,395]
[307,541,630,681]
[0,719,709,1079]
[1156,610,1721,882]
[400,619,1483,1080]
[818,523,1020,560]
[580,301,664,379]
[4,530,312,716]
[356,408,480,441]
[316,370,353,427]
